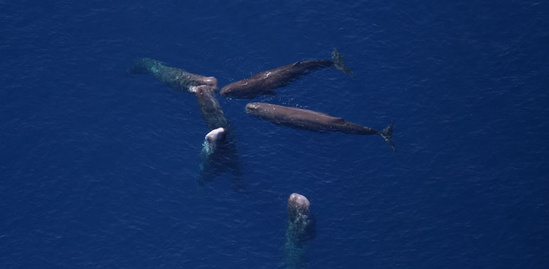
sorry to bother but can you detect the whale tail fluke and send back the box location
[331,48,354,77]
[379,123,396,152]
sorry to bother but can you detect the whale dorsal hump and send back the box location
[302,109,340,119]
[329,117,346,123]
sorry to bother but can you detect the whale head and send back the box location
[220,84,235,96]
[201,76,219,90]
[205,127,226,144]
[245,102,262,115]
[202,127,227,157]
[287,193,310,219]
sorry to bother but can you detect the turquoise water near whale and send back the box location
[1,0,548,268]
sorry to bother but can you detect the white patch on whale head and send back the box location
[289,193,310,210]
[202,128,226,157]
[205,127,226,144]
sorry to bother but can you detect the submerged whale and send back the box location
[194,86,245,192]
[286,193,314,245]
[284,193,315,268]
[200,127,227,163]
[220,48,353,99]
[245,102,395,152]
[127,58,218,92]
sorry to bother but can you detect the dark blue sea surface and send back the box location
[1,1,548,268]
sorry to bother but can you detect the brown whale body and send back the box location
[220,49,352,99]
[246,102,396,151]
[220,60,332,99]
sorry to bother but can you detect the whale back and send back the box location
[247,102,348,131]
[220,59,333,98]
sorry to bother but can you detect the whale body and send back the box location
[220,49,352,99]
[128,58,218,92]
[284,193,315,268]
[245,102,395,151]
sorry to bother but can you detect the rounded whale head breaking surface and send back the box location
[201,127,227,159]
[285,192,314,267]
[205,127,226,145]
[288,193,311,219]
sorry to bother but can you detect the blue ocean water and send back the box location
[1,0,548,268]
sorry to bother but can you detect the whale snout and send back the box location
[220,85,234,96]
[202,76,219,90]
[205,127,226,143]
[288,193,310,215]
[245,103,260,114]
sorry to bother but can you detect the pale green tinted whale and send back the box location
[128,58,218,92]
